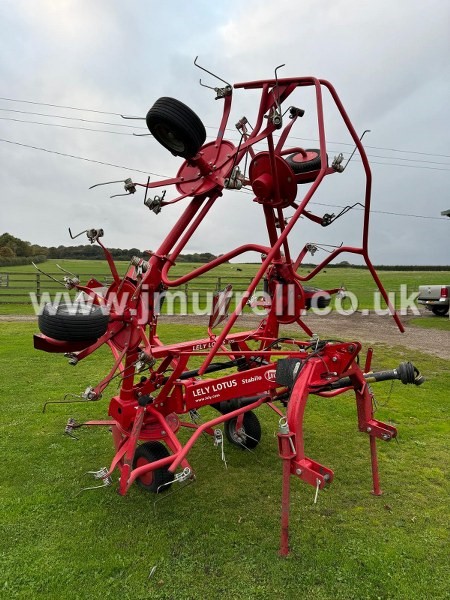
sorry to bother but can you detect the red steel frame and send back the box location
[35,75,405,555]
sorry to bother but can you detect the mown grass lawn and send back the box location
[410,316,450,331]
[0,323,449,599]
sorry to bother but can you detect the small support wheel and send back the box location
[38,302,109,342]
[224,411,262,450]
[146,97,206,159]
[132,441,174,493]
[284,149,327,184]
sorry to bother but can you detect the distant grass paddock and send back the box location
[1,260,449,316]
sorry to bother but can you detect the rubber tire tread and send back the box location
[146,97,206,159]
[132,441,174,493]
[38,303,109,342]
[303,286,330,310]
[224,411,262,450]
[285,148,324,174]
[431,306,449,316]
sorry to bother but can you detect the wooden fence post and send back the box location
[36,273,41,304]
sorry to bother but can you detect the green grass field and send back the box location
[410,316,450,331]
[1,259,449,316]
[1,323,449,599]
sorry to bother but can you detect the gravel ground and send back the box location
[3,311,449,360]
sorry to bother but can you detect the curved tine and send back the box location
[31,261,65,285]
[68,227,87,239]
[343,129,371,170]
[56,263,77,276]
[89,180,125,190]
[120,115,145,120]
[194,55,231,87]
[273,63,286,108]
[199,78,215,91]
[274,63,286,80]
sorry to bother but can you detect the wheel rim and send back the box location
[290,150,319,163]
[230,422,246,444]
[153,123,185,153]
[135,456,154,486]
[57,303,99,316]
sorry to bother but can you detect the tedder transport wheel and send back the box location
[132,441,174,493]
[38,302,109,342]
[284,148,326,183]
[431,306,449,316]
[146,97,206,159]
[224,411,262,450]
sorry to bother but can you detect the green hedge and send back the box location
[0,254,47,267]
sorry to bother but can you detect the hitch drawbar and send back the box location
[276,360,425,390]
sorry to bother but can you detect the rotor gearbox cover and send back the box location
[249,152,297,208]
[176,140,236,196]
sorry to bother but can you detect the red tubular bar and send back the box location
[161,243,270,287]
[168,396,267,472]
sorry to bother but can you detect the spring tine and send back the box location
[199,79,216,91]
[342,129,371,171]
[74,480,111,497]
[88,180,127,190]
[194,56,231,87]
[313,478,320,504]
[68,227,88,239]
[273,63,286,108]
[55,263,77,277]
[31,262,65,286]
[74,467,112,496]
[153,474,196,516]
[143,176,151,209]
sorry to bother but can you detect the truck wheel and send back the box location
[146,97,206,159]
[431,306,449,316]
[224,411,261,449]
[38,302,109,342]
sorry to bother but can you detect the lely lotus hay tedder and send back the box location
[34,60,424,555]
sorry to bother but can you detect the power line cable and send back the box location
[0,137,159,176]
[217,184,448,221]
[309,201,448,221]
[0,136,448,220]
[348,157,450,172]
[0,107,147,129]
[0,96,124,117]
[2,116,449,170]
[282,134,450,158]
[1,95,449,159]
[0,116,135,136]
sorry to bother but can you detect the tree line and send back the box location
[0,233,448,270]
[0,233,221,266]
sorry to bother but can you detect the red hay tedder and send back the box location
[34,60,424,555]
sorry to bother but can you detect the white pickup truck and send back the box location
[417,285,449,316]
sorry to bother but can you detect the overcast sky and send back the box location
[0,0,449,265]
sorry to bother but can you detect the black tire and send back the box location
[224,411,262,450]
[146,97,206,159]
[431,306,449,316]
[285,148,326,176]
[38,302,109,342]
[132,441,174,493]
[303,286,331,310]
